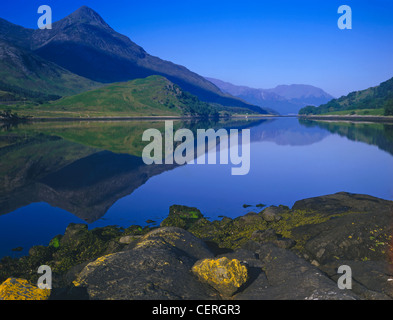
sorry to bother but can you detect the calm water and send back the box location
[1,117,393,257]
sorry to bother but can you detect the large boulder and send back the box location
[292,192,393,217]
[72,227,219,300]
[287,192,393,299]
[235,243,358,300]
[290,192,393,264]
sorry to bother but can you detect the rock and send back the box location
[290,193,393,264]
[273,238,296,249]
[319,260,393,299]
[238,212,264,225]
[3,193,392,300]
[292,192,393,217]
[250,229,278,242]
[192,257,249,297]
[0,278,51,300]
[130,227,214,260]
[260,206,284,222]
[73,227,218,300]
[235,243,358,300]
[118,235,134,244]
[250,229,295,249]
[160,205,203,229]
[28,245,47,256]
[60,223,89,246]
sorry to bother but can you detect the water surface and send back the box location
[1,117,392,257]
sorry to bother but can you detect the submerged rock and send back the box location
[160,205,203,229]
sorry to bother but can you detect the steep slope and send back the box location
[23,6,264,113]
[0,17,33,48]
[45,75,219,117]
[0,39,101,102]
[299,77,393,115]
[206,77,333,115]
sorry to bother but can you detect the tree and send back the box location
[384,99,393,116]
[298,105,318,115]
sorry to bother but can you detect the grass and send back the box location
[319,108,385,116]
[0,76,267,119]
[30,75,217,118]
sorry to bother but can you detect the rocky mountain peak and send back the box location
[62,6,110,29]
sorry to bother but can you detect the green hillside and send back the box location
[27,75,219,118]
[299,77,393,116]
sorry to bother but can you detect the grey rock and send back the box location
[74,227,218,300]
[118,235,134,244]
[235,243,358,300]
[260,206,283,222]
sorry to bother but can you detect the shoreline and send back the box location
[299,114,393,123]
[0,114,282,123]
[3,113,393,124]
[1,192,392,300]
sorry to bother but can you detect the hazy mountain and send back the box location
[0,6,267,113]
[206,77,334,115]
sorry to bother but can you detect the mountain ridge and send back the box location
[206,77,334,115]
[0,6,268,114]
[11,6,268,113]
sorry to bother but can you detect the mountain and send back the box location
[46,75,220,117]
[266,84,334,106]
[206,77,334,115]
[0,39,100,102]
[0,6,267,114]
[299,77,393,116]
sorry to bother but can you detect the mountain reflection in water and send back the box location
[0,117,392,257]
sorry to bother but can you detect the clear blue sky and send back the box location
[1,0,393,97]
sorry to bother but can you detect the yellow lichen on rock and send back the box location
[192,257,248,296]
[73,253,117,287]
[86,253,114,268]
[0,278,50,300]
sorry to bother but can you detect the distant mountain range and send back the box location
[299,76,393,116]
[0,6,267,115]
[206,77,334,115]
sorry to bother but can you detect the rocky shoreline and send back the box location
[1,192,393,300]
